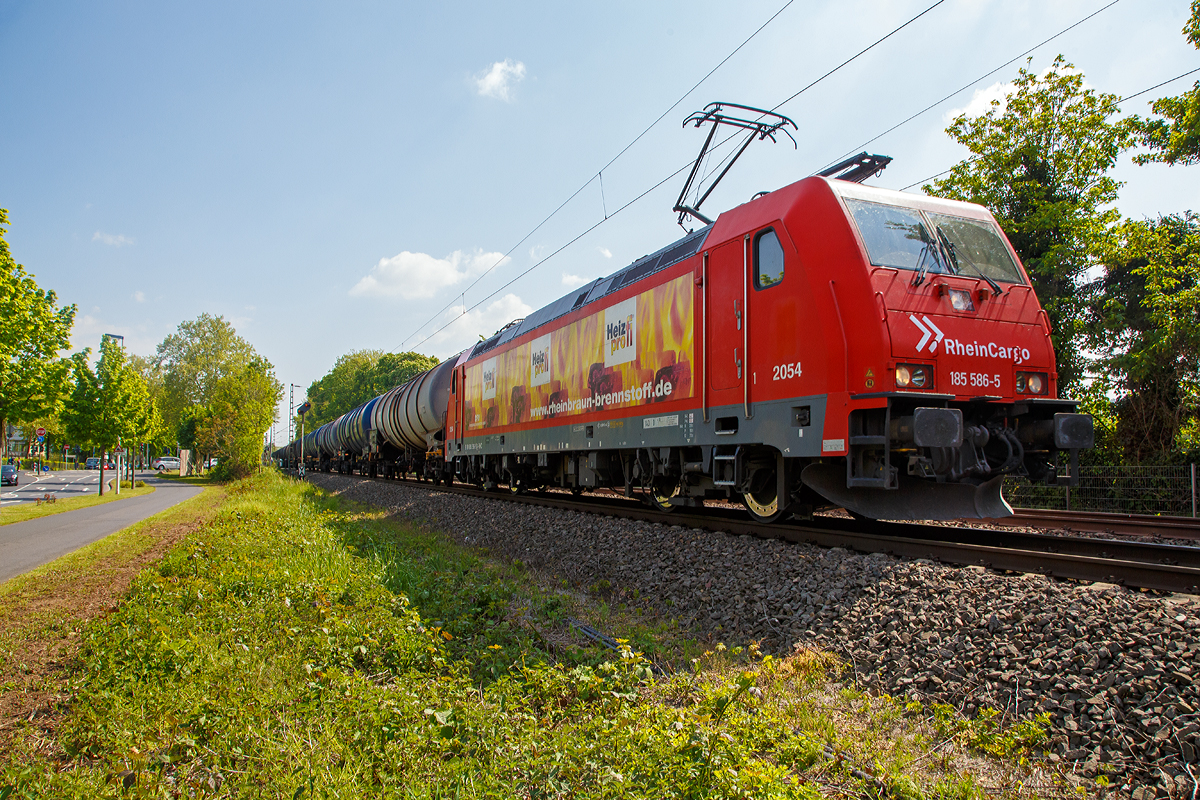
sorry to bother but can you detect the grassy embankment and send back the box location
[0,471,1053,798]
[0,482,154,526]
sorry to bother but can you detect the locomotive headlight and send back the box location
[1015,371,1048,395]
[896,364,931,389]
[948,288,976,312]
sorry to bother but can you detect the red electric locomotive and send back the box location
[437,171,1093,521]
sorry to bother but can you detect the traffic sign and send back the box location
[35,427,45,437]
[36,435,45,443]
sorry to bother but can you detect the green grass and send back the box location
[0,482,155,526]
[0,471,1052,798]
[161,471,219,486]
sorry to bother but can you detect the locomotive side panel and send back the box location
[460,271,697,441]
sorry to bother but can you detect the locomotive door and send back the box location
[452,366,464,454]
[706,240,745,394]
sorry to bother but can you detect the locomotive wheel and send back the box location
[742,482,783,523]
[647,480,681,513]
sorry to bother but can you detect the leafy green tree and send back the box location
[927,57,1138,391]
[1135,1,1200,166]
[155,314,255,433]
[0,208,77,459]
[305,350,383,426]
[364,351,440,397]
[194,357,282,478]
[1091,213,1200,462]
[127,353,173,454]
[62,337,151,461]
[305,349,438,427]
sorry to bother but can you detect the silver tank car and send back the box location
[339,396,380,455]
[376,357,459,450]
[317,421,339,457]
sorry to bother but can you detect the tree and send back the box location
[152,314,281,475]
[0,208,76,459]
[127,353,173,454]
[194,357,282,478]
[927,57,1138,391]
[305,350,383,426]
[1090,213,1200,462]
[62,337,151,459]
[1135,1,1200,166]
[155,314,255,433]
[305,349,438,427]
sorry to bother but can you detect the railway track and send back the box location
[308,471,1200,595]
[1001,507,1200,540]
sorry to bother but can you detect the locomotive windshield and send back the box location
[846,199,1026,285]
[924,212,1025,285]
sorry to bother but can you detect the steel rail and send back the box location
[307,470,1200,594]
[999,508,1200,541]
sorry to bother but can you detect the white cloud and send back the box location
[475,59,526,102]
[945,81,1013,121]
[597,247,612,259]
[529,244,546,261]
[93,231,134,247]
[561,273,589,288]
[423,294,533,359]
[945,64,1085,121]
[349,249,509,300]
[132,291,145,303]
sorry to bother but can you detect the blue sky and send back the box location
[2,0,1197,439]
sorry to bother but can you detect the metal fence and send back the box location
[1004,464,1198,517]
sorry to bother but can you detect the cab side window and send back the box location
[754,228,784,289]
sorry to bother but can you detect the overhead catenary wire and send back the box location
[815,0,1125,174]
[405,1,955,352]
[898,65,1200,192]
[408,160,698,351]
[398,0,800,348]
[769,0,947,114]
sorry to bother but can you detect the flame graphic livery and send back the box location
[464,274,694,428]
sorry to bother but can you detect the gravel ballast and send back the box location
[309,473,1200,796]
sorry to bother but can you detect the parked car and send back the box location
[153,456,181,471]
[1,465,17,486]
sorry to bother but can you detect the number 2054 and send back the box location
[950,371,1001,389]
[773,362,802,380]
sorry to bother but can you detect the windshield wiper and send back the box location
[936,226,1004,296]
[910,228,941,288]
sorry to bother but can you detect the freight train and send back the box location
[278,172,1093,521]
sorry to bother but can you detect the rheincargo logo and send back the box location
[943,338,1032,364]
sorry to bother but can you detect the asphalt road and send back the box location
[0,473,203,584]
[1,467,128,506]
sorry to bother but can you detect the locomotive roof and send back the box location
[468,223,711,360]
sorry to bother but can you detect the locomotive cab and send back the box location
[793,180,1093,520]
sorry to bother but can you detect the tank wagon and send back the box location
[282,173,1093,522]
